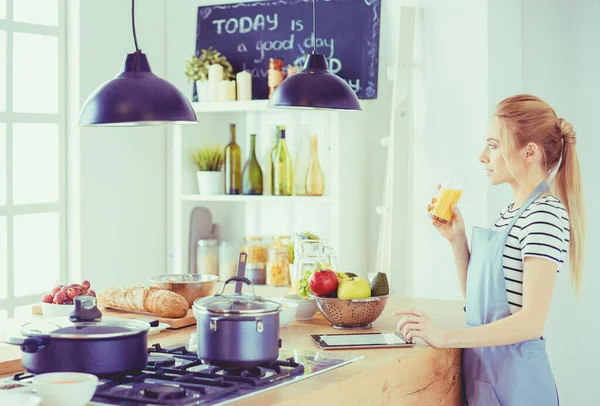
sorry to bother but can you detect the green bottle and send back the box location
[224,124,242,195]
[242,133,263,195]
[265,125,282,195]
[271,128,293,196]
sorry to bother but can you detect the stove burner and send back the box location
[147,354,175,368]
[143,385,187,400]
[223,366,265,378]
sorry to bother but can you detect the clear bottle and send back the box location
[242,133,263,195]
[223,124,242,195]
[305,134,325,196]
[294,129,310,196]
[271,128,293,196]
[264,126,282,196]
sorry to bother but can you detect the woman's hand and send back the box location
[427,185,466,243]
[394,308,450,348]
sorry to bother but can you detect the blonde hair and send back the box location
[495,94,585,294]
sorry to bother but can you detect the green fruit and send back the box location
[370,272,390,296]
[337,277,371,300]
[345,272,358,278]
[335,271,349,280]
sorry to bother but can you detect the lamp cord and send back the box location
[312,0,316,52]
[132,0,139,52]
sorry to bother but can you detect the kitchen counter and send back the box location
[0,291,465,405]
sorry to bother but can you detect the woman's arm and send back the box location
[396,257,557,348]
[446,257,556,347]
[450,234,470,299]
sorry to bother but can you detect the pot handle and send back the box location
[218,276,258,298]
[209,316,262,333]
[2,335,46,353]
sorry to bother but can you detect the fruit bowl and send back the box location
[40,302,75,317]
[315,295,389,329]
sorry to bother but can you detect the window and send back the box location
[0,0,66,318]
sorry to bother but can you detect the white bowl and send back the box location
[40,302,75,317]
[281,295,318,321]
[278,301,298,327]
[263,297,299,327]
[34,372,98,406]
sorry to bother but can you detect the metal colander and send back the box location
[315,295,389,329]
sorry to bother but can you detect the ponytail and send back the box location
[553,119,586,295]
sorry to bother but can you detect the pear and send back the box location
[337,277,371,300]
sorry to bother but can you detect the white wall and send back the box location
[390,0,490,299]
[78,0,169,289]
[517,1,600,404]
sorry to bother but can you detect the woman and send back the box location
[394,94,585,405]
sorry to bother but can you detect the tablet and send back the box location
[311,332,415,350]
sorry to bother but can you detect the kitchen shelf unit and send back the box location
[168,100,343,275]
[181,195,332,203]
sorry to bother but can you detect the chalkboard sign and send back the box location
[194,0,381,101]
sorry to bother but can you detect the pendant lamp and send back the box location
[268,0,361,111]
[79,0,197,126]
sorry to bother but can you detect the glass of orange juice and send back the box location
[429,172,466,224]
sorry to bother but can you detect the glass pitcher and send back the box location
[291,235,338,287]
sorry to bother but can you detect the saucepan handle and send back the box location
[218,275,258,298]
[2,334,46,353]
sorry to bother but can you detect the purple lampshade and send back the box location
[268,53,361,111]
[79,51,197,126]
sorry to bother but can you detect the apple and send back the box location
[309,269,339,297]
[337,277,371,300]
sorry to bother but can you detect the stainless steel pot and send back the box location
[192,276,281,368]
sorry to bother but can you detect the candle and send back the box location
[209,81,220,102]
[208,64,224,82]
[227,80,236,101]
[218,80,236,102]
[196,81,209,103]
[236,70,252,101]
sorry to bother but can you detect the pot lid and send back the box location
[194,293,281,315]
[194,276,281,315]
[21,319,149,339]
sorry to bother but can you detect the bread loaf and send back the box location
[98,286,188,318]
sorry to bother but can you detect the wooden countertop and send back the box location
[0,292,465,405]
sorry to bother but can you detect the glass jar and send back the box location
[241,236,267,285]
[267,237,291,286]
[268,57,284,98]
[218,240,239,281]
[197,239,219,276]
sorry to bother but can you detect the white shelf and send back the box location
[181,194,331,203]
[192,100,270,113]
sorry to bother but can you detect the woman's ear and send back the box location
[524,142,539,162]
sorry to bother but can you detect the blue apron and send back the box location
[462,181,559,406]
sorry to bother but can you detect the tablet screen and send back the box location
[321,332,408,347]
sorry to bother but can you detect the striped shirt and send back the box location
[491,195,570,314]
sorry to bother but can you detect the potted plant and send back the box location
[192,146,224,195]
[185,47,234,103]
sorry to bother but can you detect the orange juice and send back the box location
[429,188,463,223]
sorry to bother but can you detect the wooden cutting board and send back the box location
[31,305,196,329]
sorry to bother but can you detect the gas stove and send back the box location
[1,343,363,405]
